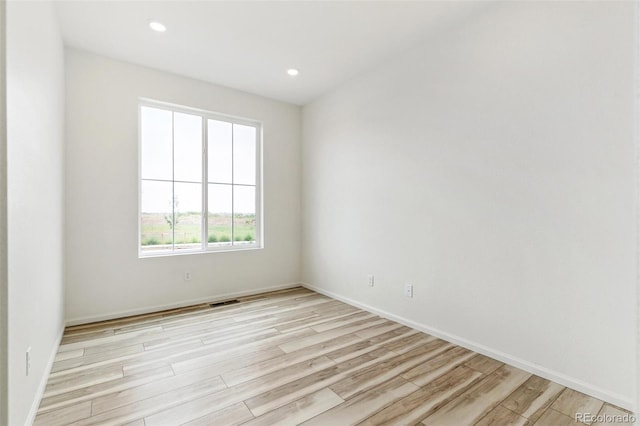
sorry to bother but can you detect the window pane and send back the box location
[208,120,232,184]
[233,124,256,185]
[208,184,232,246]
[172,182,202,250]
[141,107,172,181]
[233,185,255,244]
[174,112,202,182]
[140,180,173,251]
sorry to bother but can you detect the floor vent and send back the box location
[209,299,240,308]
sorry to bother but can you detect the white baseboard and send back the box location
[302,282,636,412]
[65,282,301,326]
[25,325,64,426]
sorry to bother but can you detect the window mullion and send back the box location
[202,118,208,250]
[255,126,261,248]
[171,111,175,252]
[231,124,235,245]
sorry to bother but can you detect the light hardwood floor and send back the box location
[35,287,633,426]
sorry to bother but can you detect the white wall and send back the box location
[65,49,301,323]
[302,1,636,410]
[6,1,66,424]
[0,1,7,424]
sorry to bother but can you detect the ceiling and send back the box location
[55,1,479,105]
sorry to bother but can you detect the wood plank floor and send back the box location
[35,287,633,426]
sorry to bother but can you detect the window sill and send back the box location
[138,244,263,259]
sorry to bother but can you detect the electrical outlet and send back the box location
[367,275,375,287]
[404,283,413,298]
[184,271,192,281]
[26,347,31,376]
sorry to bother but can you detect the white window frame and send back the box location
[138,98,263,257]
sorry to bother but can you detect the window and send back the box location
[139,100,261,256]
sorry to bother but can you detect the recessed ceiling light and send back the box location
[287,69,299,76]
[149,21,167,32]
